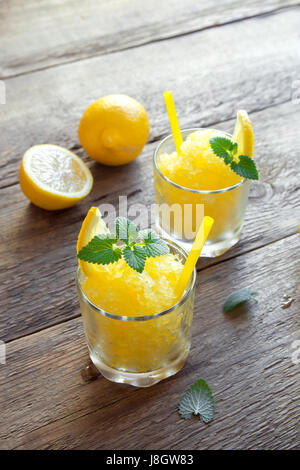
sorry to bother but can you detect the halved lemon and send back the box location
[19,144,93,210]
[77,206,109,276]
[232,110,254,158]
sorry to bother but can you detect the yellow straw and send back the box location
[176,216,214,300]
[163,91,183,154]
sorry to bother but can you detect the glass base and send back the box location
[89,349,189,387]
[156,222,242,257]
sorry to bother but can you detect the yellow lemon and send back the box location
[19,144,93,210]
[77,206,109,276]
[232,110,254,158]
[78,94,150,166]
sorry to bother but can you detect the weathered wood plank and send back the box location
[1,0,298,78]
[1,10,299,341]
[1,100,299,342]
[0,235,299,450]
[1,8,299,190]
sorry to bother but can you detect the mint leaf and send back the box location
[230,155,259,180]
[78,218,169,274]
[223,288,259,312]
[223,154,233,166]
[210,137,259,181]
[116,217,139,243]
[210,137,234,159]
[231,142,238,155]
[138,229,169,258]
[77,234,122,265]
[123,245,146,273]
[178,379,214,423]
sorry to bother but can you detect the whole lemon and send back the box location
[78,94,150,166]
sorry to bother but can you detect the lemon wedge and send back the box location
[19,144,93,210]
[77,206,109,276]
[232,110,254,158]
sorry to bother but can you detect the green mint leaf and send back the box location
[138,229,169,258]
[210,137,234,159]
[178,378,214,423]
[230,155,259,180]
[123,245,146,273]
[210,138,259,181]
[223,288,259,312]
[223,154,233,166]
[231,142,238,155]
[115,217,139,243]
[78,219,169,274]
[77,234,122,265]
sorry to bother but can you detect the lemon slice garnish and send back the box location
[232,110,254,158]
[77,206,109,276]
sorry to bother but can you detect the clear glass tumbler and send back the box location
[153,129,251,257]
[76,240,196,387]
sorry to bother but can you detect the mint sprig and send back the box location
[138,229,169,258]
[210,137,258,180]
[76,234,122,265]
[123,245,147,273]
[178,378,214,423]
[77,217,169,273]
[223,288,259,312]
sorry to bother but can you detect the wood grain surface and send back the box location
[0,0,299,450]
[1,0,299,78]
[2,7,300,189]
[1,235,299,450]
[1,100,299,342]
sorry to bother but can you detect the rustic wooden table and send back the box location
[1,0,299,450]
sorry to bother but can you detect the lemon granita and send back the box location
[158,129,241,191]
[154,111,254,257]
[82,254,183,317]
[76,208,196,386]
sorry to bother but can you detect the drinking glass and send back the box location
[153,128,251,257]
[76,240,196,387]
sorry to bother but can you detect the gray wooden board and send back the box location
[1,0,299,77]
[0,1,299,450]
[1,100,299,342]
[0,234,299,449]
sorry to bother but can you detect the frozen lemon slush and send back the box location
[154,129,250,256]
[76,208,195,384]
[158,129,241,190]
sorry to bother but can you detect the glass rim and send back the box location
[153,127,247,194]
[75,239,196,322]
